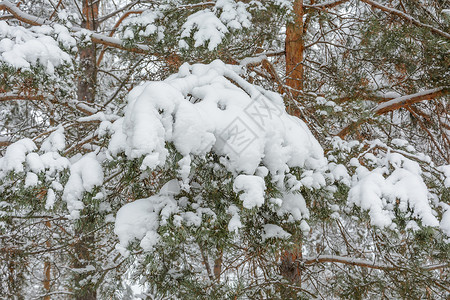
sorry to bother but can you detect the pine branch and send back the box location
[360,0,450,40]
[0,0,150,53]
[0,93,44,101]
[304,0,349,10]
[338,87,449,138]
[303,255,449,271]
[374,87,448,114]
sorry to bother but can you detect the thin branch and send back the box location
[31,291,74,299]
[96,9,144,66]
[97,0,141,23]
[405,106,449,162]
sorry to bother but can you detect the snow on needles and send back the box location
[180,10,229,51]
[179,1,251,50]
[63,153,103,219]
[111,61,450,253]
[348,146,440,228]
[112,60,327,251]
[110,60,326,177]
[0,21,74,74]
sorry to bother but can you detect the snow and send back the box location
[24,172,38,187]
[110,60,328,252]
[45,188,56,209]
[227,204,242,233]
[27,152,70,175]
[180,10,229,50]
[376,91,401,99]
[122,81,179,165]
[261,224,291,241]
[274,0,293,9]
[441,208,450,236]
[0,21,72,74]
[62,153,103,219]
[277,192,309,222]
[215,0,251,30]
[0,138,36,173]
[233,175,266,209]
[239,54,267,66]
[438,165,450,188]
[391,138,408,148]
[328,163,350,186]
[77,112,119,123]
[348,155,440,228]
[114,195,177,256]
[159,179,181,196]
[41,126,65,152]
[110,60,325,177]
[122,10,162,38]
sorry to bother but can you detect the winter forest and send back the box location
[0,0,449,298]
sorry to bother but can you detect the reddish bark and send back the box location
[285,0,304,99]
[77,0,99,103]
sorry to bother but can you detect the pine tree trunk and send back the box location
[43,220,51,300]
[73,229,96,300]
[72,1,99,299]
[280,241,302,285]
[77,0,98,103]
[285,0,304,99]
[282,0,304,285]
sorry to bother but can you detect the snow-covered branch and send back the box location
[304,0,349,10]
[0,0,150,53]
[0,92,44,101]
[303,255,394,270]
[303,255,449,271]
[338,87,448,137]
[374,87,448,114]
[360,0,450,39]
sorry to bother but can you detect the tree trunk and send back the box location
[43,220,51,300]
[280,237,302,286]
[72,2,99,299]
[73,231,97,300]
[285,0,304,99]
[77,0,99,103]
[282,0,304,287]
